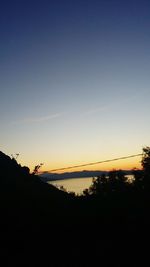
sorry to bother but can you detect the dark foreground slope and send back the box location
[0,151,149,266]
[0,152,78,265]
[0,151,75,229]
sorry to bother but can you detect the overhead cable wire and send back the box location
[48,153,142,172]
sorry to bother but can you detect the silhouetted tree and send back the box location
[88,174,108,196]
[22,166,30,176]
[132,168,144,191]
[108,169,128,193]
[141,147,150,173]
[141,146,150,190]
[32,163,44,175]
[88,170,128,197]
[83,188,90,197]
[132,147,150,192]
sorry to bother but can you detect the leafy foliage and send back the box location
[84,170,128,196]
[83,147,150,198]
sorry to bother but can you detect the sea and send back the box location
[48,175,133,195]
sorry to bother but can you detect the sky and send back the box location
[0,0,150,172]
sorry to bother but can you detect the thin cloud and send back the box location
[82,95,138,117]
[12,113,63,124]
[83,106,109,116]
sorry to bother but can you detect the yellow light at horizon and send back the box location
[43,157,141,174]
[18,150,142,174]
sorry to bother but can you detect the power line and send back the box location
[49,153,143,172]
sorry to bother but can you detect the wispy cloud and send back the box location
[12,112,63,125]
[82,95,138,117]
[83,105,109,116]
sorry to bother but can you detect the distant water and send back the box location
[48,175,133,195]
[48,177,93,195]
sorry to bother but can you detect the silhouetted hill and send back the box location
[0,150,149,266]
[40,169,132,181]
[40,170,107,181]
[0,151,75,233]
[0,150,71,198]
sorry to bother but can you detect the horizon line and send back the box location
[45,153,142,173]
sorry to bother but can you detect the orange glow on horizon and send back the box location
[40,157,142,174]
[19,151,142,174]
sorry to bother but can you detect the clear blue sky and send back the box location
[0,0,150,171]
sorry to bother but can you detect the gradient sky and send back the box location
[0,0,150,172]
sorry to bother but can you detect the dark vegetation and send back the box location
[0,147,150,266]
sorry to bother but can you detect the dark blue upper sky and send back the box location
[1,0,150,170]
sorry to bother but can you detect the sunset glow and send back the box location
[0,0,149,173]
